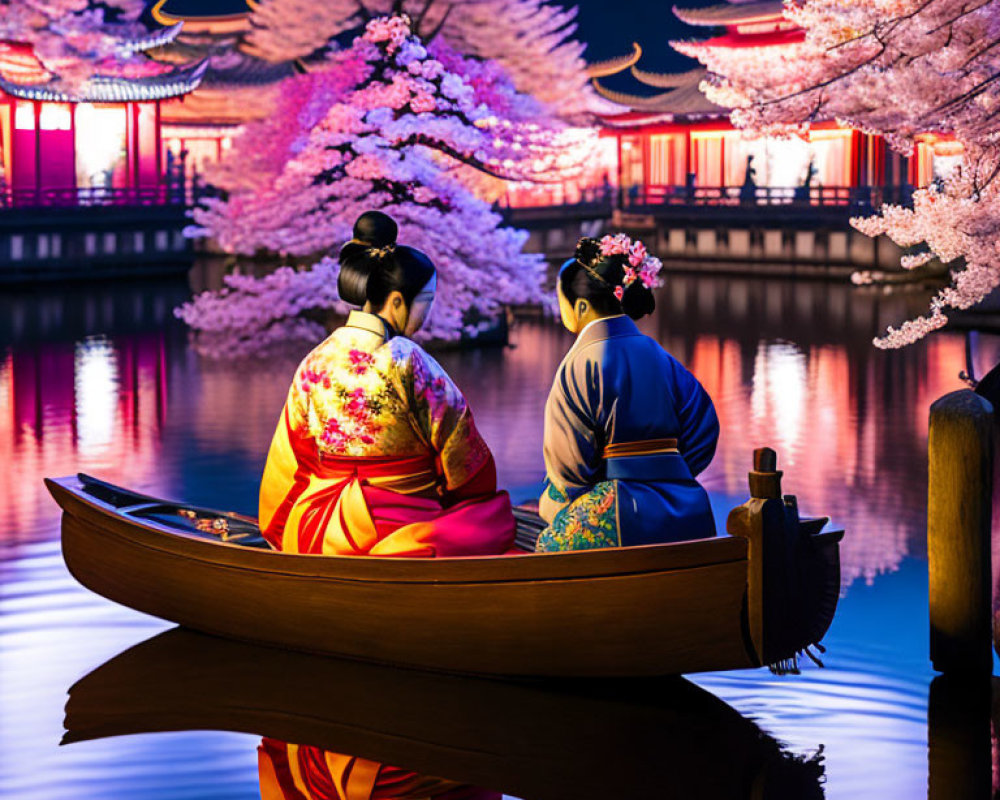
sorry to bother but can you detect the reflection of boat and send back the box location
[45,448,842,677]
[258,738,501,800]
[64,627,825,800]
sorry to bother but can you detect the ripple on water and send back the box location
[1,275,992,799]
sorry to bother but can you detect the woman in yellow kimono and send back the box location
[259,212,515,557]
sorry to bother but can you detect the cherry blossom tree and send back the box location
[0,0,177,94]
[178,14,588,350]
[673,0,1000,347]
[244,0,592,117]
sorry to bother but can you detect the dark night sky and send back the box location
[154,0,717,81]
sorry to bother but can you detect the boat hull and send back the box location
[50,475,758,677]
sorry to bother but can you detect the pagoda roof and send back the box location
[586,43,643,78]
[673,28,805,50]
[201,52,296,88]
[631,65,705,89]
[592,71,726,119]
[151,0,254,24]
[0,59,208,102]
[160,80,280,125]
[672,1,785,26]
[104,20,185,54]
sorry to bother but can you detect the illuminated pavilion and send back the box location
[148,0,298,174]
[588,0,960,203]
[0,27,205,205]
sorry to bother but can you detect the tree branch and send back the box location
[424,3,453,43]
[413,0,439,32]
[924,0,994,35]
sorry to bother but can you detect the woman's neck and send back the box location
[577,313,623,337]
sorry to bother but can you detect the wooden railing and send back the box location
[502,184,915,215]
[623,184,913,210]
[0,179,207,210]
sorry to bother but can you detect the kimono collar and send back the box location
[346,310,397,342]
[574,314,640,350]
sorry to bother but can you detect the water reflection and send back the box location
[259,742,498,800]
[2,270,997,799]
[64,629,825,800]
[1,336,168,544]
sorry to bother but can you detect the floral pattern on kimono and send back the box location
[285,322,487,488]
[259,311,514,557]
[535,481,619,552]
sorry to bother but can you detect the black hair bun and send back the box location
[337,212,400,304]
[337,241,436,311]
[621,279,656,320]
[574,237,602,266]
[353,210,397,248]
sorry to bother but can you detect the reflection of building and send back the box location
[0,333,168,544]
[0,33,205,206]
[639,274,970,586]
[582,1,959,207]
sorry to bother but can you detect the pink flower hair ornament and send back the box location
[596,233,664,295]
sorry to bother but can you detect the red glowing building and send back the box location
[0,26,205,206]
[588,0,959,206]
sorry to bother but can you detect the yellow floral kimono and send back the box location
[259,311,515,557]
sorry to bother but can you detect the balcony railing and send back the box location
[623,184,914,211]
[0,179,206,210]
[503,184,916,215]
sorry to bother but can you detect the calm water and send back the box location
[1,270,997,799]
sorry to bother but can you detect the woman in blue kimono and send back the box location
[536,234,719,551]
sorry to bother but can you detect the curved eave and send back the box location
[672,29,805,50]
[0,60,208,103]
[585,42,642,78]
[150,0,257,26]
[592,78,676,110]
[672,1,786,26]
[592,78,728,116]
[600,110,729,128]
[630,66,706,89]
[117,22,185,55]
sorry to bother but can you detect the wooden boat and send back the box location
[45,448,842,678]
[63,627,825,800]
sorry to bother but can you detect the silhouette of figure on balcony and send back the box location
[685,172,696,204]
[794,158,818,203]
[601,171,613,204]
[739,155,757,206]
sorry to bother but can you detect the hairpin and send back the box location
[368,244,396,259]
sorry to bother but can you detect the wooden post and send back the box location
[927,675,991,800]
[928,389,993,675]
[727,447,784,667]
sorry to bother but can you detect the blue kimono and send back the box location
[536,315,719,551]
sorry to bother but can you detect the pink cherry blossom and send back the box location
[628,240,647,267]
[0,0,184,97]
[599,233,631,256]
[244,0,596,117]
[179,13,594,349]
